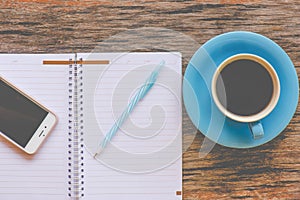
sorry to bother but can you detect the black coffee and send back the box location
[216,59,273,116]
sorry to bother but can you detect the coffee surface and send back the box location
[216,59,274,116]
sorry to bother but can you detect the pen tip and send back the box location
[93,146,103,158]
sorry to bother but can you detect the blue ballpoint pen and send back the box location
[94,60,165,157]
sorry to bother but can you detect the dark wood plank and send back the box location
[0,0,299,199]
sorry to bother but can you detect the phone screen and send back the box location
[0,79,48,148]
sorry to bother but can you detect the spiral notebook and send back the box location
[0,53,182,200]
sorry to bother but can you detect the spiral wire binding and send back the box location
[68,58,73,198]
[68,55,85,199]
[78,57,85,198]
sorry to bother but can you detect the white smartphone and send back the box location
[0,77,57,154]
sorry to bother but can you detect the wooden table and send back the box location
[0,1,299,199]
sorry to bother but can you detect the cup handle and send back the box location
[249,121,264,140]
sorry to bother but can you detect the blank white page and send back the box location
[0,54,70,200]
[81,53,182,200]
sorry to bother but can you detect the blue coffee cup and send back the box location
[211,53,280,140]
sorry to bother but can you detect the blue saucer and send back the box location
[183,31,299,148]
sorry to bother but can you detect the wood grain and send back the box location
[0,0,299,199]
